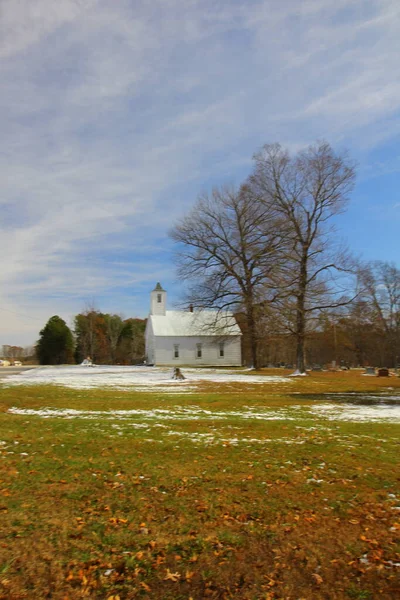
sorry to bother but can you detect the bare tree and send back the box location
[2,345,24,359]
[74,301,102,362]
[249,141,356,374]
[359,261,400,367]
[170,185,288,368]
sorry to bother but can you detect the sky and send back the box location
[1,0,400,348]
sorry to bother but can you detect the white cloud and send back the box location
[0,0,102,59]
[1,0,400,345]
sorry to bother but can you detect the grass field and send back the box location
[0,369,399,599]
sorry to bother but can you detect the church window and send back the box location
[174,344,179,358]
[196,343,202,358]
[219,342,225,358]
[157,293,162,303]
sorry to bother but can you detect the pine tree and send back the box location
[36,316,75,365]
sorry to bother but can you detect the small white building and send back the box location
[145,283,242,366]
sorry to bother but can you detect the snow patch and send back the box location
[7,405,296,422]
[289,370,308,377]
[3,365,292,391]
[310,404,400,422]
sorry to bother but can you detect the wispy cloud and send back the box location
[1,0,400,345]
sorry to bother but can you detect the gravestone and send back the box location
[81,356,93,367]
[377,368,389,377]
[172,367,185,380]
[312,365,322,371]
[365,367,375,376]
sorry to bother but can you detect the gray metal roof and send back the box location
[149,310,241,337]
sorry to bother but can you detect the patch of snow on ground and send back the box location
[7,405,295,421]
[8,402,400,424]
[289,370,308,377]
[310,404,400,422]
[3,365,292,391]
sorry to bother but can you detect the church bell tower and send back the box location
[150,282,167,316]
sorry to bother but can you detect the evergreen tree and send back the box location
[36,316,75,365]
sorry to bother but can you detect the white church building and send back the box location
[145,283,242,366]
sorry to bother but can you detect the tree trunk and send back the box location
[295,256,307,374]
[246,303,259,369]
[388,333,397,368]
[295,301,306,373]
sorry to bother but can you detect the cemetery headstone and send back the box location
[172,367,185,380]
[377,368,389,377]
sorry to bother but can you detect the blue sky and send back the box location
[1,0,400,347]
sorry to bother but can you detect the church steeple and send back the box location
[150,282,167,315]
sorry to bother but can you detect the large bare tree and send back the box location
[169,185,288,368]
[249,141,356,374]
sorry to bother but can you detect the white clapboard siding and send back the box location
[145,319,156,365]
[151,335,241,366]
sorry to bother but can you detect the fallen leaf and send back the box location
[164,568,181,582]
[152,555,165,568]
[312,573,323,585]
[140,582,151,592]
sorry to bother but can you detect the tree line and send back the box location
[2,345,25,359]
[170,141,400,371]
[36,311,146,365]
